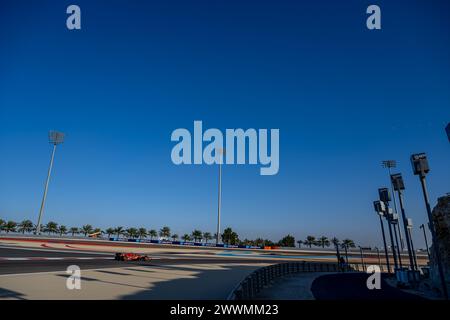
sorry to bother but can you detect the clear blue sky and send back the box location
[0,0,449,248]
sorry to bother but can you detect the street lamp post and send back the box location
[374,200,391,273]
[391,173,415,271]
[382,160,405,251]
[35,131,65,235]
[375,247,382,267]
[359,246,365,269]
[411,153,448,299]
[378,188,399,270]
[420,223,431,260]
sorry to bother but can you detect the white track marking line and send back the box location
[0,245,111,255]
[0,256,114,261]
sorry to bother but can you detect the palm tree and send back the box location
[105,228,115,238]
[69,227,79,236]
[304,236,316,248]
[44,221,58,235]
[203,232,212,243]
[69,227,80,237]
[171,234,179,241]
[251,238,264,247]
[331,237,341,264]
[58,225,67,236]
[317,236,330,248]
[0,219,6,232]
[4,220,17,233]
[331,237,341,249]
[191,229,203,242]
[331,237,340,247]
[226,228,239,245]
[148,229,157,240]
[254,238,264,247]
[138,228,147,239]
[222,227,239,245]
[126,228,138,239]
[297,240,303,248]
[18,220,34,234]
[342,239,355,249]
[182,234,191,241]
[114,226,124,239]
[81,224,93,236]
[159,226,171,239]
[341,239,356,264]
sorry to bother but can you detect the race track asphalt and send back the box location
[0,246,278,275]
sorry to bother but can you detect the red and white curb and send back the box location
[0,256,163,261]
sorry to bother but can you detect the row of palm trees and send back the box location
[1,219,356,250]
[105,226,215,243]
[0,219,218,243]
[0,219,103,237]
[298,236,356,250]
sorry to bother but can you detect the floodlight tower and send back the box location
[378,188,399,270]
[35,131,65,235]
[406,218,418,271]
[390,210,403,269]
[382,160,405,251]
[391,173,415,271]
[410,153,448,299]
[419,223,430,260]
[373,200,391,273]
[216,148,225,245]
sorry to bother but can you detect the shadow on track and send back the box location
[0,288,26,300]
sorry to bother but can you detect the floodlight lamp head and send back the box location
[382,160,396,168]
[48,131,65,145]
[407,218,413,229]
[411,153,429,176]
[391,173,405,191]
[378,188,391,203]
[373,200,385,215]
[392,213,399,221]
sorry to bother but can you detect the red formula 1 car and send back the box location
[115,252,151,262]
